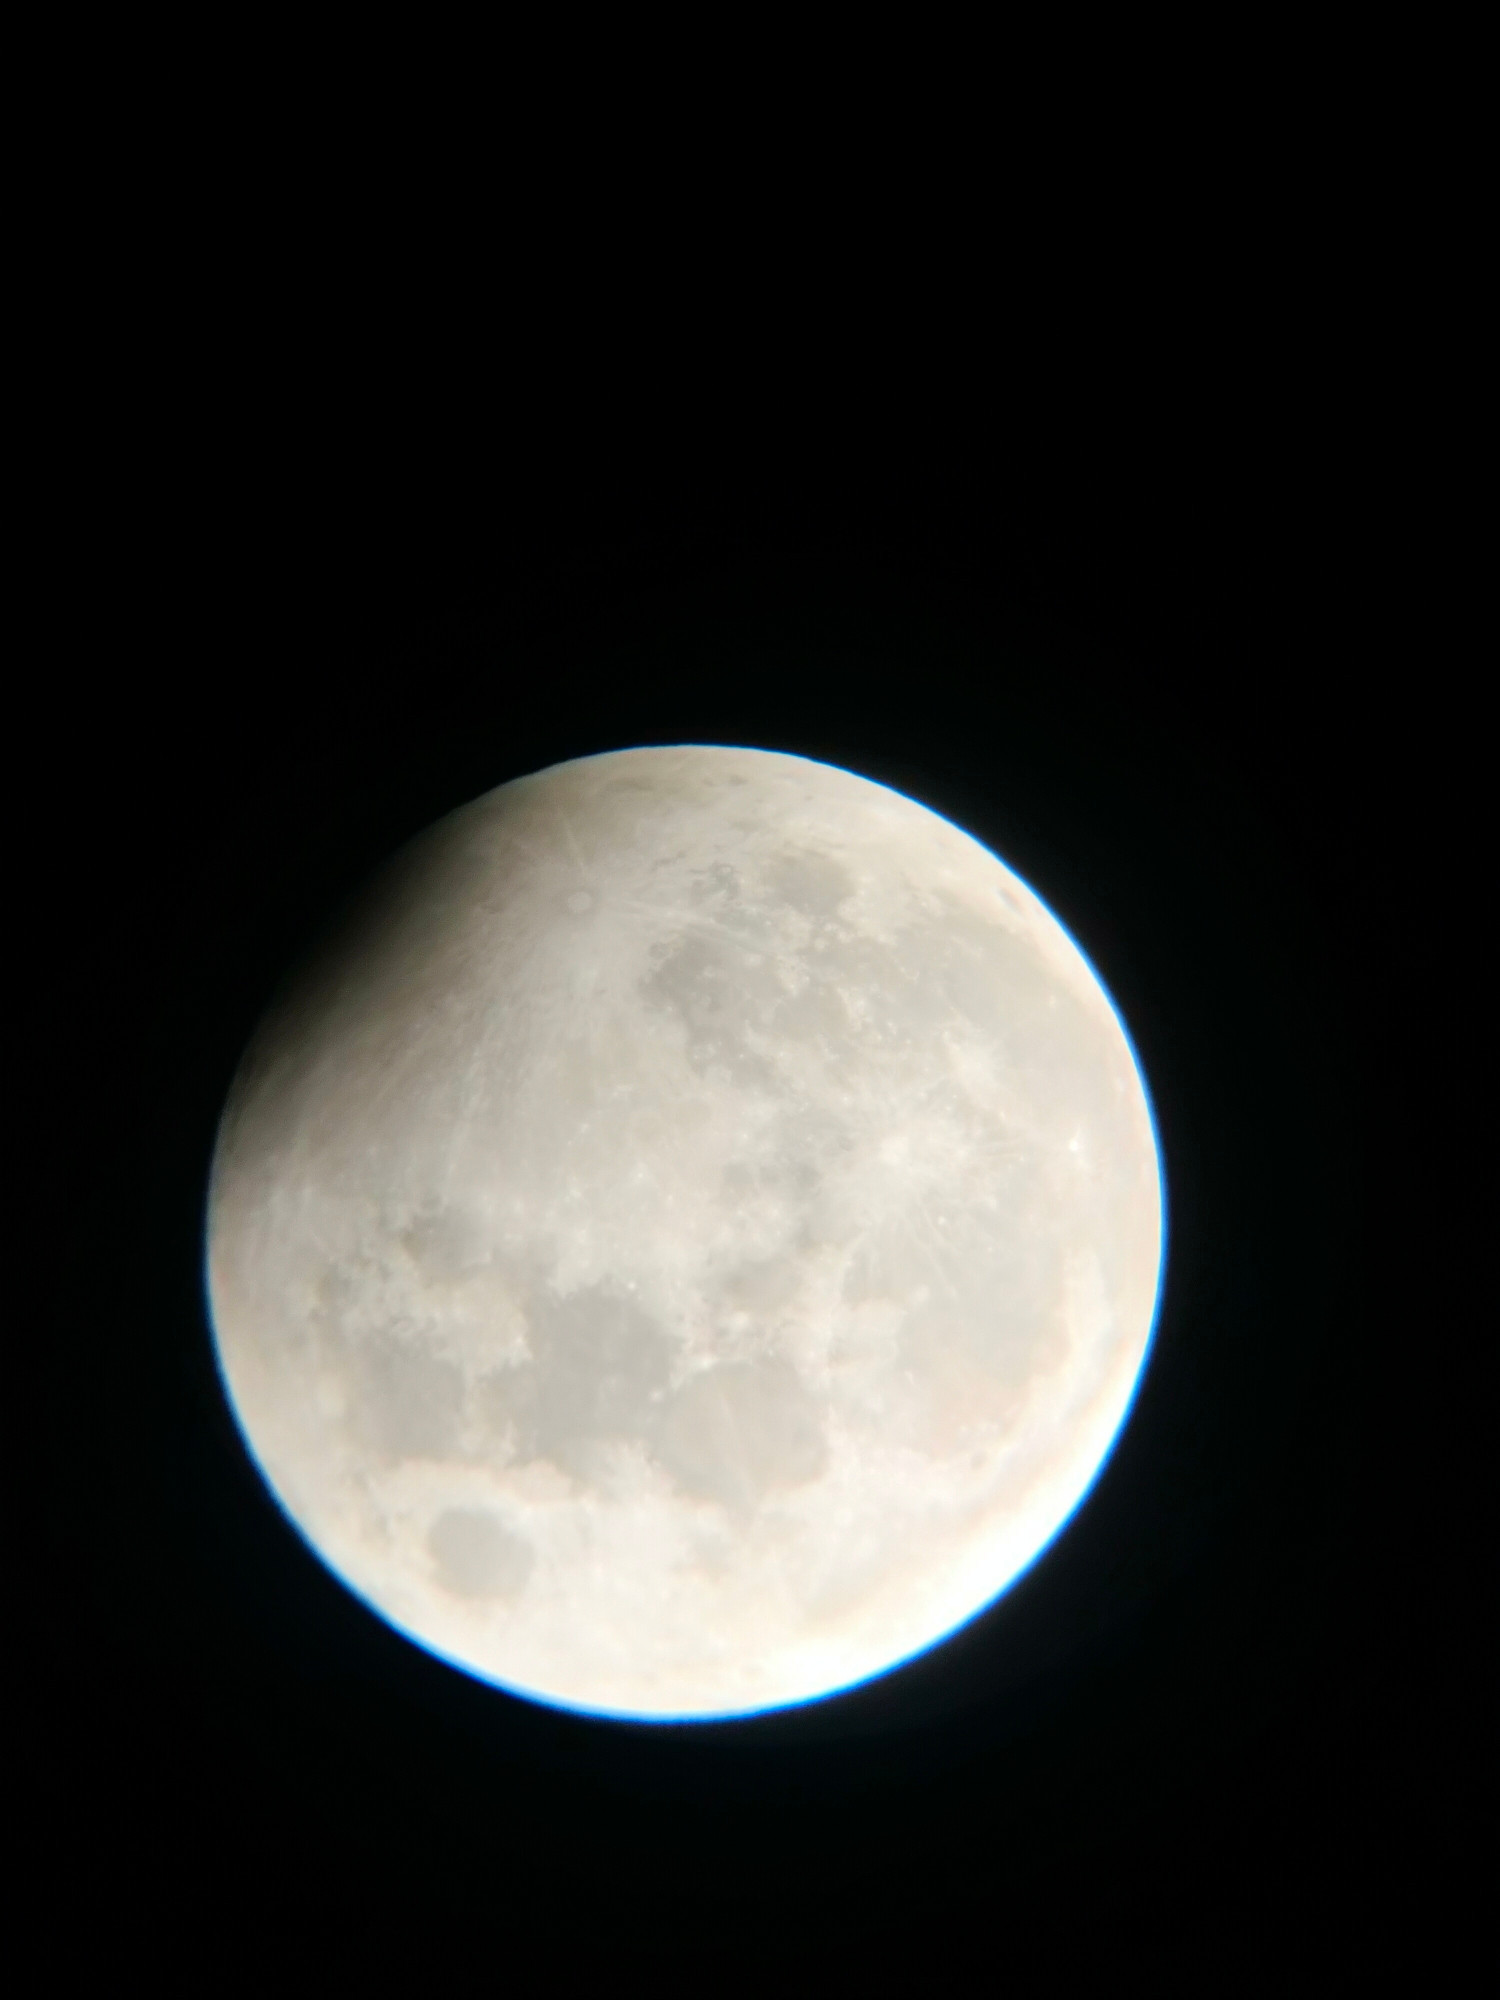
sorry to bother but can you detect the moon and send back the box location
[206,746,1165,1720]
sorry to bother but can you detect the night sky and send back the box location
[25,397,1466,1980]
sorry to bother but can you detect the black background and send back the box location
[27,380,1469,1977]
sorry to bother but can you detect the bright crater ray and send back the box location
[206,747,1164,1718]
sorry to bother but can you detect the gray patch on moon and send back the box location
[501,1285,675,1481]
[428,1508,534,1599]
[768,847,854,921]
[345,1333,465,1464]
[638,927,784,1089]
[399,1203,490,1279]
[722,1253,803,1315]
[688,860,742,906]
[650,1357,828,1509]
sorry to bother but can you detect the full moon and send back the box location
[206,747,1164,1719]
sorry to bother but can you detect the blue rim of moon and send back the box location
[203,747,1168,1725]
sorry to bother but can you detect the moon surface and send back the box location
[206,746,1164,1719]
